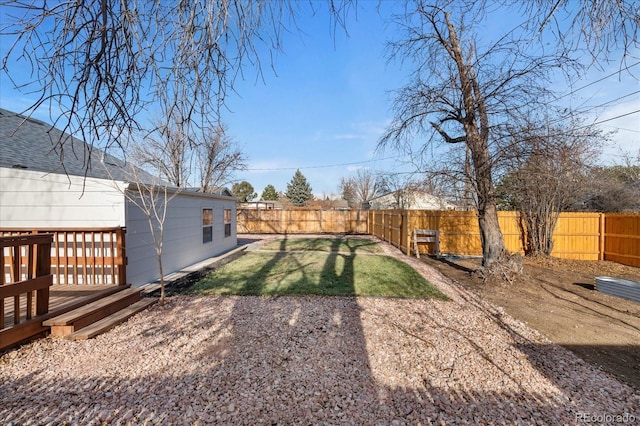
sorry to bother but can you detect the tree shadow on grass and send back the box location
[317,237,356,295]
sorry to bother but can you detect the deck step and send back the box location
[140,283,162,296]
[65,298,158,341]
[43,288,142,337]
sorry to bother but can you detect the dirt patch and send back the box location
[420,254,640,390]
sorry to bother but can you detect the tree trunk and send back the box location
[477,200,505,266]
[444,11,506,267]
[470,138,505,266]
[157,254,165,305]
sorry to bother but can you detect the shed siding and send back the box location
[125,192,237,286]
[0,168,126,227]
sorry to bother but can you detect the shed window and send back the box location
[224,209,232,237]
[203,208,213,243]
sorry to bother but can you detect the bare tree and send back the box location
[197,124,246,193]
[583,151,640,213]
[380,1,568,267]
[339,169,380,207]
[517,0,639,65]
[132,118,245,191]
[374,172,421,209]
[104,159,178,305]
[1,1,352,167]
[497,117,603,255]
[133,116,194,188]
[125,178,177,306]
[405,147,478,210]
[339,177,357,206]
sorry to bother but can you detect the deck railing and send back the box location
[0,228,127,286]
[1,234,52,338]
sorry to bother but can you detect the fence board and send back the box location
[241,208,638,265]
[604,214,640,267]
[368,210,604,260]
[551,212,601,260]
[237,209,368,234]
[498,212,523,255]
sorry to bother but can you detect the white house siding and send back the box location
[0,168,126,228]
[125,190,237,286]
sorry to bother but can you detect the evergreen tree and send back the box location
[232,181,257,202]
[261,184,279,201]
[285,169,313,206]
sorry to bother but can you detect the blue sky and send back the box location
[221,2,409,197]
[1,2,638,197]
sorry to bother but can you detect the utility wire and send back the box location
[574,90,640,114]
[250,109,639,173]
[590,109,640,126]
[553,61,640,102]
[246,155,404,172]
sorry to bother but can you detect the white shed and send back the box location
[0,108,238,286]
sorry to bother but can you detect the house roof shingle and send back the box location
[0,108,158,183]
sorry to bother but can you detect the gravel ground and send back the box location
[1,237,639,425]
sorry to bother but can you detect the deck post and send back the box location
[116,227,127,285]
[36,237,52,315]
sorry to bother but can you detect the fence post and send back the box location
[35,236,52,315]
[599,213,605,261]
[397,210,400,247]
[363,210,366,234]
[405,210,411,256]
[382,211,386,241]
[388,211,392,242]
[370,210,374,237]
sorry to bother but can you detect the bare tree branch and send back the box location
[1,0,353,169]
[430,122,465,144]
[497,115,605,255]
[379,0,576,267]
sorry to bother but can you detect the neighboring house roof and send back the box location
[0,108,158,184]
[368,189,458,210]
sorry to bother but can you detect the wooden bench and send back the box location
[413,229,440,258]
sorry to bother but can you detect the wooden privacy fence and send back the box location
[237,209,368,234]
[369,210,604,261]
[0,228,127,286]
[604,214,640,267]
[238,209,640,267]
[1,234,52,343]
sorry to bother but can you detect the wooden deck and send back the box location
[1,285,127,350]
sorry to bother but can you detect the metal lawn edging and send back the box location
[595,276,640,303]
